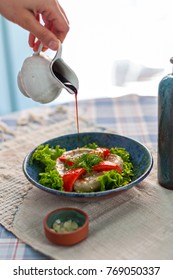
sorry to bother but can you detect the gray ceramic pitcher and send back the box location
[17,41,79,103]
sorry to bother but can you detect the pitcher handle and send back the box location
[33,40,62,57]
[52,40,62,60]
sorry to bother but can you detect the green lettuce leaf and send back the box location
[97,147,134,191]
[31,144,65,171]
[39,170,63,190]
[98,170,124,191]
[83,142,99,149]
[31,144,65,188]
[110,147,131,162]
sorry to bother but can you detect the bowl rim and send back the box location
[23,132,153,198]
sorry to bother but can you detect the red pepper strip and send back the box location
[93,161,122,173]
[62,168,86,192]
[95,148,111,158]
[58,156,74,166]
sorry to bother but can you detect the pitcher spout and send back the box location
[50,40,79,95]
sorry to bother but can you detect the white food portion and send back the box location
[74,173,102,192]
[56,148,93,176]
[56,148,124,192]
[106,154,123,169]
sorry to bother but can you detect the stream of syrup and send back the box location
[63,80,80,144]
[74,91,81,147]
[51,67,80,143]
[75,92,79,135]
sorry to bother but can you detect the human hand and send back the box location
[0,0,69,51]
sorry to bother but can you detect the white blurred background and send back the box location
[1,0,173,115]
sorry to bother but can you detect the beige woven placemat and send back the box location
[1,113,173,259]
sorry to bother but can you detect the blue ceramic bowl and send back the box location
[23,132,153,198]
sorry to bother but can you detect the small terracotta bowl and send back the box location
[43,207,89,246]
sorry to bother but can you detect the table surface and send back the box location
[0,94,158,260]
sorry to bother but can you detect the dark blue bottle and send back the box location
[158,58,173,189]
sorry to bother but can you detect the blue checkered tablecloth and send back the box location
[0,94,158,260]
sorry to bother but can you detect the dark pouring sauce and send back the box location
[75,92,79,135]
[69,90,80,146]
[51,63,77,94]
[51,66,80,144]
